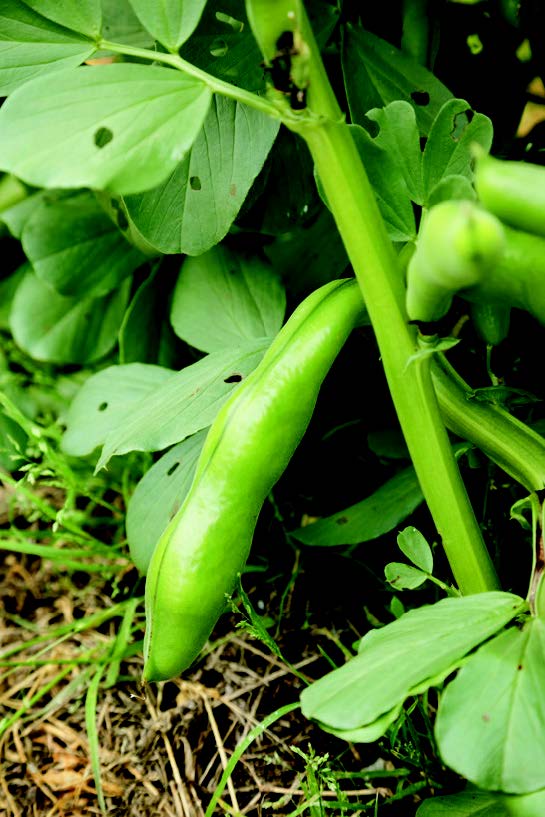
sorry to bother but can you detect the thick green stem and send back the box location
[300,122,498,594]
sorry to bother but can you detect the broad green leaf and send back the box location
[385,562,428,590]
[126,430,207,574]
[436,619,545,794]
[366,101,424,204]
[100,0,154,49]
[10,270,130,364]
[301,592,525,732]
[0,189,51,239]
[349,125,416,241]
[21,191,144,297]
[128,0,207,51]
[0,174,27,213]
[417,791,508,816]
[23,0,102,38]
[0,65,212,195]
[62,364,176,457]
[118,263,164,364]
[418,789,545,817]
[422,99,493,202]
[342,25,452,135]
[0,263,27,329]
[96,340,270,470]
[320,705,402,744]
[0,0,97,96]
[292,466,423,546]
[124,95,279,255]
[170,246,286,353]
[397,525,433,572]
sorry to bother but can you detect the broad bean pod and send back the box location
[475,153,545,238]
[405,200,505,323]
[143,279,366,682]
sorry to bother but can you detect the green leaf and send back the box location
[366,101,424,204]
[21,191,144,297]
[22,0,102,38]
[126,430,207,573]
[300,592,525,733]
[124,95,279,255]
[100,0,154,49]
[9,269,130,364]
[319,705,403,744]
[349,125,417,241]
[127,0,207,51]
[0,0,97,96]
[0,64,212,195]
[292,466,423,546]
[96,340,270,470]
[397,525,433,572]
[342,25,452,135]
[0,262,27,329]
[427,174,477,206]
[385,562,428,590]
[0,411,27,471]
[170,246,286,353]
[422,99,493,202]
[61,363,176,457]
[417,791,508,816]
[436,618,545,794]
[0,189,50,239]
[118,263,164,363]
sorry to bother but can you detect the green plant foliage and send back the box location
[124,96,280,255]
[126,430,207,573]
[9,270,131,364]
[0,65,212,195]
[62,364,176,457]
[397,526,434,572]
[436,619,545,793]
[21,190,145,297]
[342,25,452,134]
[0,0,98,96]
[301,593,525,736]
[292,466,423,546]
[95,341,270,470]
[384,561,429,590]
[170,245,286,352]
[127,0,207,52]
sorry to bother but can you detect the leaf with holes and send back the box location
[170,245,286,353]
[366,101,424,205]
[9,269,131,364]
[124,95,279,255]
[0,64,212,195]
[342,25,452,135]
[0,0,98,96]
[62,364,176,457]
[127,0,207,51]
[95,339,270,470]
[292,466,423,546]
[126,430,208,573]
[21,191,145,297]
[436,618,545,794]
[422,99,493,203]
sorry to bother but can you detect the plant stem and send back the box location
[98,39,280,119]
[286,11,499,594]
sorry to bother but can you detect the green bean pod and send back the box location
[475,153,545,238]
[469,301,511,346]
[406,201,505,323]
[143,279,366,682]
